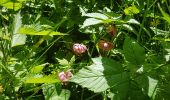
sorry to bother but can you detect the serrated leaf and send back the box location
[81,18,103,28]
[57,58,69,66]
[25,74,59,83]
[84,13,108,20]
[70,57,129,93]
[43,84,70,100]
[123,37,145,65]
[12,11,26,47]
[12,34,26,47]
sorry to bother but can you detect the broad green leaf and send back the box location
[123,37,145,65]
[25,74,59,83]
[84,13,108,20]
[12,11,26,47]
[148,77,158,98]
[43,84,70,100]
[19,26,66,36]
[30,63,48,74]
[70,57,129,93]
[81,18,102,28]
[124,4,140,16]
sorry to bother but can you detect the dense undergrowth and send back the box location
[0,0,170,100]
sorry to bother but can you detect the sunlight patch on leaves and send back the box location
[0,0,25,11]
[84,13,108,20]
[148,76,158,98]
[30,63,48,74]
[19,26,67,36]
[12,11,26,47]
[124,4,139,16]
[81,18,103,28]
[25,74,59,83]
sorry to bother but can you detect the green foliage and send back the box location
[123,37,145,66]
[0,0,25,11]
[0,0,169,99]
[70,57,129,93]
[19,26,66,36]
[25,74,59,83]
[11,12,26,47]
[43,84,70,100]
[124,4,140,16]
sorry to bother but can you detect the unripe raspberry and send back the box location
[98,40,114,51]
[58,71,73,83]
[106,24,117,37]
[73,43,87,55]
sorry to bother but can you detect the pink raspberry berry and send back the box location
[58,71,73,83]
[73,43,87,55]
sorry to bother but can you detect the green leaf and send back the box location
[12,11,26,47]
[84,13,108,20]
[123,37,145,65]
[57,58,69,66]
[18,26,67,36]
[148,76,158,98]
[81,18,103,28]
[70,57,129,93]
[127,19,140,25]
[30,63,48,74]
[43,84,70,100]
[124,4,140,16]
[0,0,24,11]
[25,74,59,83]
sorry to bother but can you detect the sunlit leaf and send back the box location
[70,57,129,93]
[127,19,140,25]
[57,58,69,66]
[148,77,158,98]
[30,63,48,74]
[124,4,140,16]
[25,74,59,83]
[0,0,23,11]
[19,26,67,36]
[81,18,103,28]
[12,11,26,47]
[84,13,108,20]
